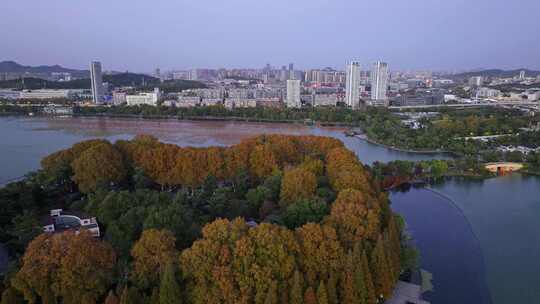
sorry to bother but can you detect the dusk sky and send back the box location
[2,0,539,72]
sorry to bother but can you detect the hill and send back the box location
[0,61,88,77]
[454,69,540,79]
[0,73,206,92]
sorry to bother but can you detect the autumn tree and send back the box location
[249,143,278,180]
[304,286,317,304]
[280,167,317,205]
[316,280,329,304]
[139,143,179,188]
[263,280,278,304]
[339,252,357,304]
[325,147,372,194]
[300,158,324,176]
[104,290,119,304]
[326,272,338,304]
[360,250,377,304]
[232,223,300,303]
[325,189,381,247]
[12,231,116,304]
[131,229,179,288]
[1,287,23,304]
[180,218,249,304]
[119,286,142,304]
[295,223,343,285]
[159,263,182,304]
[289,270,304,304]
[71,142,127,193]
[370,237,393,298]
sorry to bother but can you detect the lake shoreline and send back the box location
[0,111,360,127]
[353,133,456,156]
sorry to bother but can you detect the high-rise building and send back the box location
[371,61,389,101]
[468,76,484,87]
[286,79,301,108]
[289,63,294,79]
[90,61,104,104]
[345,61,361,108]
[519,70,526,80]
[280,66,288,82]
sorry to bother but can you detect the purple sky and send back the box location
[1,0,539,72]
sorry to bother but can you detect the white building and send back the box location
[126,88,161,106]
[19,89,75,99]
[286,79,301,108]
[201,98,222,106]
[225,99,257,109]
[176,96,200,107]
[0,89,20,99]
[90,61,104,104]
[112,92,127,105]
[468,76,484,87]
[345,61,361,108]
[42,209,100,237]
[476,87,501,98]
[314,94,339,107]
[444,94,458,102]
[371,61,389,101]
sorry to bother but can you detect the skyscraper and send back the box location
[90,61,104,104]
[519,70,526,80]
[371,61,389,101]
[289,63,294,80]
[286,79,301,108]
[345,61,361,108]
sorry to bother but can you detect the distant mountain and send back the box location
[453,69,540,79]
[0,72,206,92]
[0,61,88,76]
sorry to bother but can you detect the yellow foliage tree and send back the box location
[131,229,179,288]
[280,167,317,205]
[71,142,127,193]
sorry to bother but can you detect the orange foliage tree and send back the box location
[71,142,127,193]
[131,229,179,288]
[280,167,317,205]
[12,231,116,304]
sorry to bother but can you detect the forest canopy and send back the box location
[2,134,409,304]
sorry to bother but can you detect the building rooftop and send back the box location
[385,281,430,304]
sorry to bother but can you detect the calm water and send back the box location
[0,116,450,183]
[1,116,538,304]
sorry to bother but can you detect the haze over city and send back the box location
[2,0,540,72]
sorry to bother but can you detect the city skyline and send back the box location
[2,0,539,72]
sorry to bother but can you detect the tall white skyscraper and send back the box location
[371,61,389,101]
[519,70,526,80]
[286,79,301,108]
[345,61,361,108]
[90,61,104,104]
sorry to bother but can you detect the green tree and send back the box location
[119,286,142,304]
[159,263,182,304]
[326,272,338,304]
[283,199,329,229]
[1,287,23,304]
[316,281,329,304]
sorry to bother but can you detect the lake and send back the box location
[1,115,538,304]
